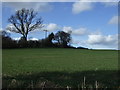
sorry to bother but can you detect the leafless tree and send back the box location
[7,8,43,41]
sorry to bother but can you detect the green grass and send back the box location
[2,48,119,88]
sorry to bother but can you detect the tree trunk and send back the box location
[23,34,27,42]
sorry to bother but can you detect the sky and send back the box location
[1,1,119,49]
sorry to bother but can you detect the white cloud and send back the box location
[70,39,80,44]
[102,2,118,7]
[13,37,39,41]
[6,24,15,29]
[72,2,93,14]
[4,2,52,12]
[63,26,73,33]
[0,28,3,31]
[45,23,60,31]
[72,1,118,14]
[0,28,13,36]
[28,37,39,41]
[6,24,16,33]
[72,28,89,35]
[108,16,118,25]
[63,26,89,35]
[6,23,59,34]
[13,37,21,40]
[87,34,118,46]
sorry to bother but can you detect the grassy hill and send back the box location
[2,48,119,88]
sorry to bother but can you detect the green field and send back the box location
[2,48,119,88]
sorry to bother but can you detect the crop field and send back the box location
[2,48,119,88]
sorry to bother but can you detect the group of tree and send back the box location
[1,31,17,48]
[1,30,72,49]
[1,8,73,49]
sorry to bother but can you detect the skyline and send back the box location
[1,1,119,49]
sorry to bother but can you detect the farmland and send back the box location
[2,48,119,88]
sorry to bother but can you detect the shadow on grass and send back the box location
[2,70,119,88]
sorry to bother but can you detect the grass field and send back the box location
[2,48,119,88]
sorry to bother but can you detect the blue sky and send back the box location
[1,1,118,49]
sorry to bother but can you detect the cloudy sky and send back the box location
[1,1,119,49]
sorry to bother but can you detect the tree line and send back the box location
[1,29,73,49]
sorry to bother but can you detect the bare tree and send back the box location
[7,8,43,41]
